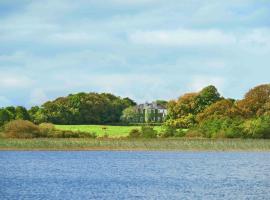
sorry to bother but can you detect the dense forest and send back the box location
[0,93,135,125]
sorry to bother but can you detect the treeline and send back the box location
[0,93,136,125]
[0,106,30,126]
[1,83,270,139]
[166,84,270,138]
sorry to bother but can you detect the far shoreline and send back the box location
[1,138,270,152]
[0,148,269,152]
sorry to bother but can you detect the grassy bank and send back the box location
[55,125,162,138]
[0,138,270,151]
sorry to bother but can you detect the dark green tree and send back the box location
[15,106,30,120]
[0,109,12,126]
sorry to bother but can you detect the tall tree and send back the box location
[195,85,221,113]
[15,106,30,120]
[121,106,139,123]
[0,109,12,126]
[237,84,270,118]
[196,99,242,123]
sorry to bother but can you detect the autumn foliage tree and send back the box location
[167,85,221,128]
[237,84,270,118]
[196,99,242,123]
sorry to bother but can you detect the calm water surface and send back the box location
[0,151,269,200]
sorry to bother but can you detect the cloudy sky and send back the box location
[0,0,270,107]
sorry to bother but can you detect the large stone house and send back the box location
[135,102,167,123]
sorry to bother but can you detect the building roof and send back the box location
[136,102,166,110]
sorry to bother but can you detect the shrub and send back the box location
[52,130,97,138]
[129,128,141,138]
[39,123,55,137]
[241,116,270,138]
[159,125,176,138]
[141,126,157,138]
[4,120,40,138]
[174,129,186,137]
[165,114,196,129]
[185,129,202,138]
[79,131,97,138]
[197,117,243,138]
[54,130,80,138]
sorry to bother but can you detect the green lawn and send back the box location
[55,125,162,138]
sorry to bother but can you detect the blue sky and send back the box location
[0,0,270,107]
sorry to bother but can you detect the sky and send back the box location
[0,0,270,108]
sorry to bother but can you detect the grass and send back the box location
[0,138,270,151]
[55,125,162,138]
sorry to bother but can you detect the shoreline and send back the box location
[1,138,270,152]
[0,148,269,152]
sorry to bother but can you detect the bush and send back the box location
[4,120,40,138]
[57,131,80,138]
[197,117,243,138]
[159,125,176,138]
[198,118,224,138]
[185,129,202,138]
[78,131,97,138]
[141,126,157,138]
[39,123,55,137]
[52,130,97,138]
[241,116,270,138]
[174,129,186,137]
[129,128,141,138]
[165,114,196,129]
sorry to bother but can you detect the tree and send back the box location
[196,99,242,123]
[156,100,168,107]
[167,92,198,120]
[121,106,139,123]
[5,106,16,120]
[165,113,196,128]
[166,85,221,128]
[15,106,30,120]
[237,84,270,118]
[122,97,136,107]
[241,116,270,138]
[39,92,136,124]
[0,109,12,126]
[195,85,221,113]
[28,106,47,124]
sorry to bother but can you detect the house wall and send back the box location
[136,107,167,123]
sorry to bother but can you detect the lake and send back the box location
[0,151,269,200]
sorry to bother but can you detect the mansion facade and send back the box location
[135,102,167,123]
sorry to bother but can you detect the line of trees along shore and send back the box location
[0,93,135,126]
[0,83,270,139]
[164,84,270,139]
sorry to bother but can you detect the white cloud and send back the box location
[129,28,270,48]
[30,89,49,106]
[0,0,269,106]
[47,32,98,44]
[188,75,225,94]
[129,29,236,46]
[0,74,32,88]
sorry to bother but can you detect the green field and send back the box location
[0,138,269,151]
[55,125,162,138]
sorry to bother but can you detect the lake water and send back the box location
[0,151,269,200]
